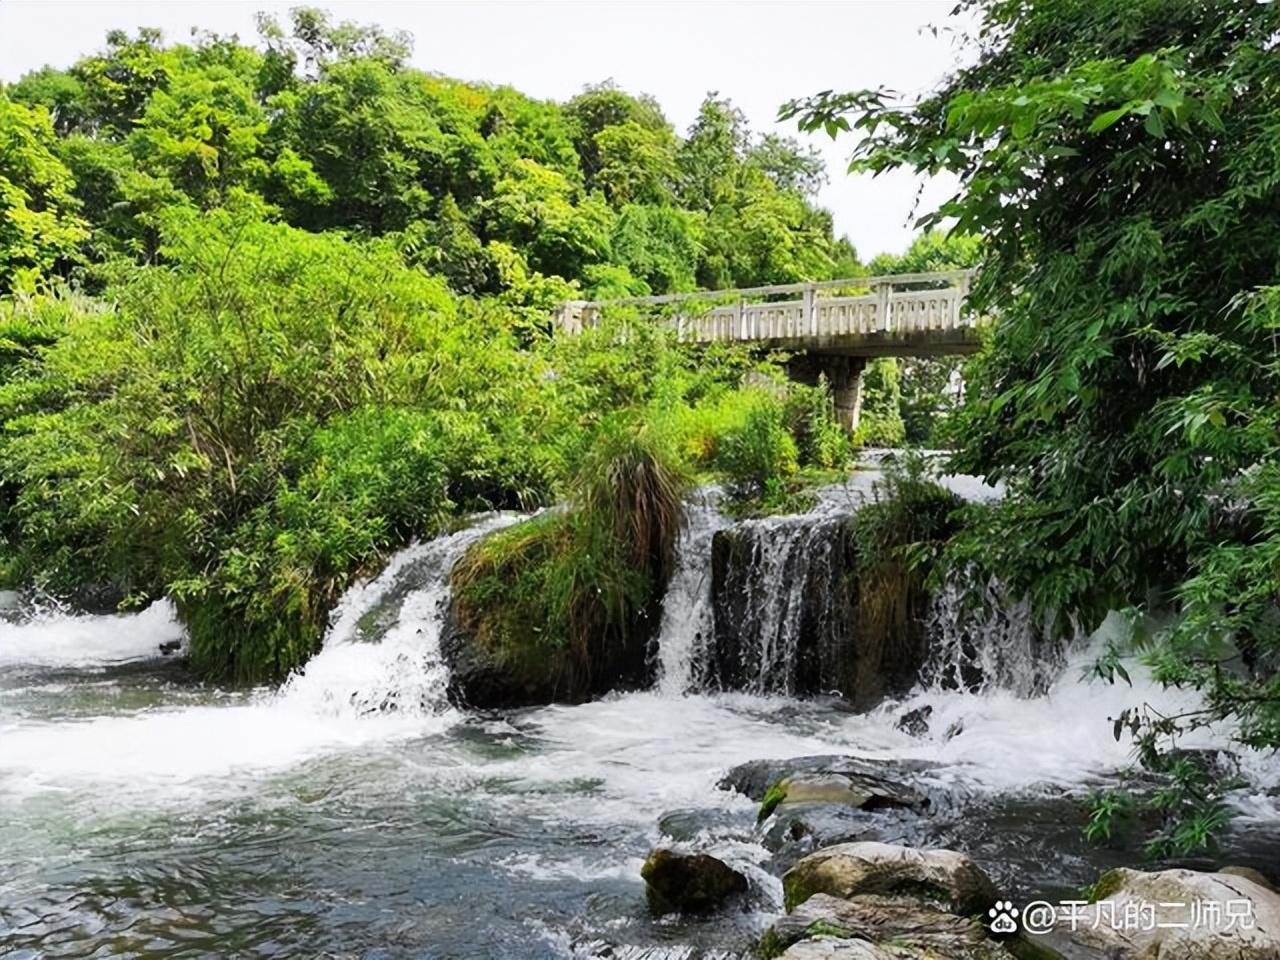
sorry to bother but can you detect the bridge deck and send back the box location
[555,270,979,357]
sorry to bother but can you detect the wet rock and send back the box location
[782,841,998,914]
[719,755,936,803]
[1220,865,1276,892]
[765,893,1016,960]
[944,719,965,742]
[656,807,747,844]
[895,705,933,738]
[640,848,748,915]
[763,804,884,866]
[1060,866,1280,959]
[759,772,927,826]
[720,756,852,800]
[158,639,182,656]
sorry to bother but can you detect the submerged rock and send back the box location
[656,807,748,844]
[1058,866,1280,959]
[640,848,748,915]
[895,705,933,738]
[762,805,885,872]
[781,841,998,914]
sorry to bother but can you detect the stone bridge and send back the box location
[555,270,979,431]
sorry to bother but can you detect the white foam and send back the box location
[0,600,184,668]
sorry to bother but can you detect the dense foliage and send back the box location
[3,11,854,300]
[786,0,1280,849]
[0,9,880,681]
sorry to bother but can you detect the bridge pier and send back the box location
[787,354,867,434]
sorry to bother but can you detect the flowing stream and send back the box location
[2,495,1277,959]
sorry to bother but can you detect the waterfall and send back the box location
[655,489,730,695]
[919,572,1068,698]
[281,513,522,717]
[701,511,853,696]
[654,484,1068,704]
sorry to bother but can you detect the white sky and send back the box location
[0,0,966,258]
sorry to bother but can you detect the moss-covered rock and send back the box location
[767,893,1009,959]
[640,847,748,915]
[444,421,686,707]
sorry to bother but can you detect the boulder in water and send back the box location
[1057,866,1280,959]
[720,755,935,802]
[782,841,998,914]
[640,847,748,915]
[895,705,933,738]
[759,771,926,823]
[763,893,1019,960]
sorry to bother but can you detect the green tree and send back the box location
[0,96,89,293]
[786,0,1280,848]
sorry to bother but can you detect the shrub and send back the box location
[708,392,798,498]
[783,378,851,469]
[449,415,688,702]
[852,358,906,447]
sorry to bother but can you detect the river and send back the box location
[2,496,1277,959]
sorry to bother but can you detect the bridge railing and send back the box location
[554,269,975,344]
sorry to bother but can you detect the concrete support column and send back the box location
[786,353,867,434]
[828,356,867,434]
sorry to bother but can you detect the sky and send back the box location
[0,0,969,258]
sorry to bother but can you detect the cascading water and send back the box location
[281,512,522,717]
[655,487,730,695]
[1,479,1277,959]
[920,571,1068,698]
[704,511,852,695]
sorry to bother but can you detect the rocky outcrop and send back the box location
[761,843,1043,960]
[781,842,998,914]
[440,599,656,709]
[1055,867,1280,959]
[718,756,935,873]
[640,848,748,915]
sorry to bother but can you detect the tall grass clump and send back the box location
[449,414,689,703]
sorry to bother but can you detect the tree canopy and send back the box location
[0,9,869,682]
[786,0,1280,851]
[3,10,853,299]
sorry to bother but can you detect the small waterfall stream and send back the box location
[655,488,730,695]
[281,513,521,717]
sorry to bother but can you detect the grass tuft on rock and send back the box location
[449,415,689,703]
